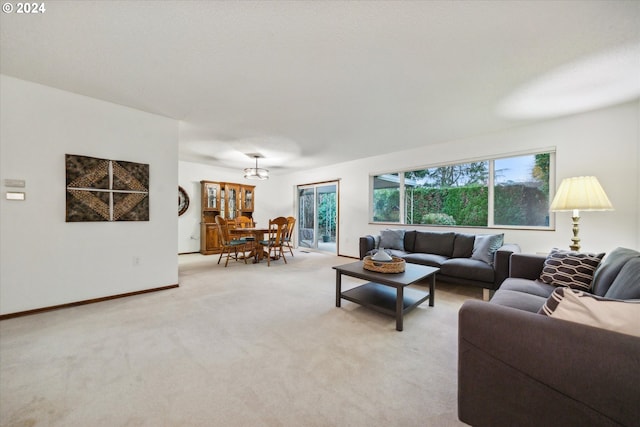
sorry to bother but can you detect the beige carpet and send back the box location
[0,250,480,426]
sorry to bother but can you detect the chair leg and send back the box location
[217,250,224,265]
[224,247,231,267]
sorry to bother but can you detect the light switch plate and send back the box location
[6,192,26,200]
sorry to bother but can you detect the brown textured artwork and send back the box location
[66,154,149,222]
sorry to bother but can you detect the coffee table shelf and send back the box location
[341,282,431,317]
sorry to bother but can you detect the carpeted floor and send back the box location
[0,250,480,426]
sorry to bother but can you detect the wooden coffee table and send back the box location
[333,261,439,331]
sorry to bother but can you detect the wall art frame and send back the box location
[65,154,149,222]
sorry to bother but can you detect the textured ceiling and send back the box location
[2,1,639,174]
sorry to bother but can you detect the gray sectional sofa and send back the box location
[359,229,520,296]
[458,247,640,427]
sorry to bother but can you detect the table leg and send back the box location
[396,286,404,331]
[335,271,342,307]
[429,274,435,307]
[252,231,266,263]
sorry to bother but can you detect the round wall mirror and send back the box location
[178,186,189,216]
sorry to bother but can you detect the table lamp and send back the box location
[549,176,614,251]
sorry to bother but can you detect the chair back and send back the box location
[267,216,289,245]
[215,215,231,246]
[235,215,254,229]
[285,216,296,241]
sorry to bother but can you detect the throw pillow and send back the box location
[471,233,504,265]
[539,287,640,337]
[604,257,640,299]
[539,248,604,291]
[591,247,640,296]
[379,229,405,251]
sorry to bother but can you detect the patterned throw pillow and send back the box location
[539,248,604,291]
[539,287,640,337]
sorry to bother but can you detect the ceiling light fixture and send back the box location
[244,155,269,180]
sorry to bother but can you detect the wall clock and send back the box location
[178,186,189,216]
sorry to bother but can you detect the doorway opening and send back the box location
[297,181,339,254]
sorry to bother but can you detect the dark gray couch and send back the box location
[458,247,640,427]
[359,230,520,296]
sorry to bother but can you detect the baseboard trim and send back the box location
[0,284,179,320]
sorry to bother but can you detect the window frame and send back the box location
[369,149,556,230]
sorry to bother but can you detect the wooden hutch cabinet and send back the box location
[200,181,255,255]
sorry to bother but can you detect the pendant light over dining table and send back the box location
[244,154,269,180]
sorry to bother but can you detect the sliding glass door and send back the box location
[297,181,338,254]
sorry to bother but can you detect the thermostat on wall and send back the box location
[6,192,25,201]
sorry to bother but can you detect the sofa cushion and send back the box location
[440,258,494,283]
[592,247,640,296]
[604,257,640,300]
[539,248,604,291]
[403,230,417,253]
[379,229,405,251]
[489,289,548,313]
[402,252,448,268]
[413,231,455,257]
[452,233,475,258]
[539,287,640,337]
[471,233,504,265]
[499,278,557,299]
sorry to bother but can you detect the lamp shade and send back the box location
[550,176,614,212]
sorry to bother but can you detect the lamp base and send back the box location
[570,214,580,252]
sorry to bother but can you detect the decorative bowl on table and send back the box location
[363,254,406,273]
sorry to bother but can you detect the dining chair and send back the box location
[234,215,256,246]
[215,215,250,267]
[283,216,296,257]
[235,215,254,229]
[259,216,289,266]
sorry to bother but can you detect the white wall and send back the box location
[0,76,179,315]
[178,160,269,253]
[259,101,640,257]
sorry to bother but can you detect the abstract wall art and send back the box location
[66,154,149,222]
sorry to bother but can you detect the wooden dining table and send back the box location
[229,227,270,263]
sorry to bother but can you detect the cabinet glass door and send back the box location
[244,188,253,211]
[227,185,238,219]
[206,183,219,209]
[220,187,225,217]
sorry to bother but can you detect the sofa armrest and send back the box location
[458,300,640,427]
[509,252,547,279]
[493,244,520,287]
[359,235,376,259]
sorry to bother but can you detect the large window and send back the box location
[494,154,550,227]
[372,173,400,222]
[371,151,553,229]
